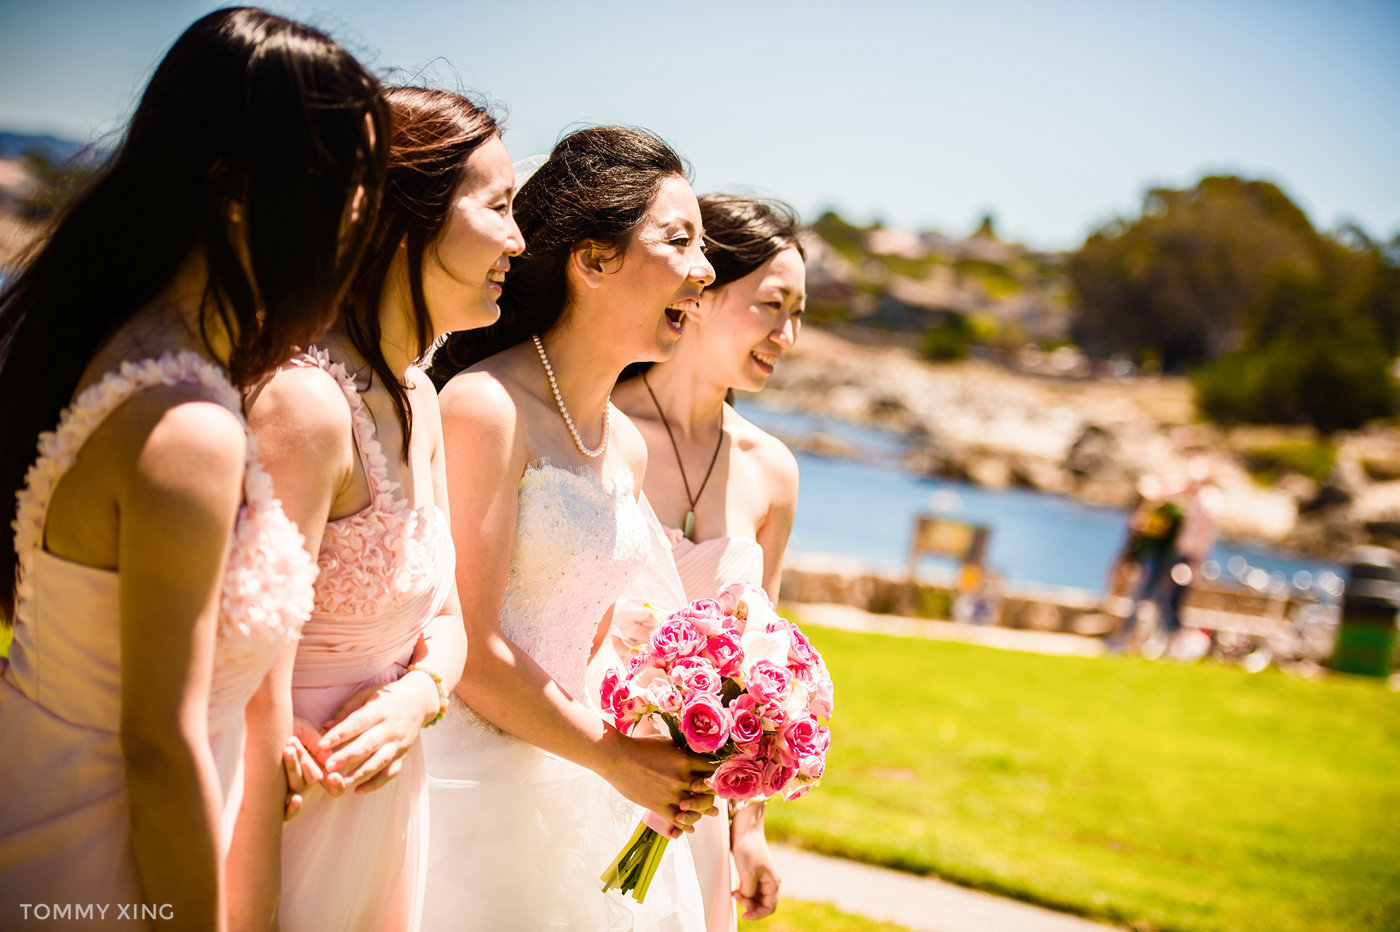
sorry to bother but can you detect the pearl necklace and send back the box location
[532,334,609,458]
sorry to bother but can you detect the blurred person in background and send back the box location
[1108,472,1184,651]
[1156,459,1223,652]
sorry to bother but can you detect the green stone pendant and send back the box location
[682,509,695,540]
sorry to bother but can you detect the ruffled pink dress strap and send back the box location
[13,352,242,612]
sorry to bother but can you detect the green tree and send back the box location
[1192,272,1398,432]
[1069,175,1400,432]
[1068,177,1322,370]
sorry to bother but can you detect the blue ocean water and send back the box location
[736,401,1340,594]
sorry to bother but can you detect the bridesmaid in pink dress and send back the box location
[0,9,385,929]
[611,195,807,930]
[247,87,520,931]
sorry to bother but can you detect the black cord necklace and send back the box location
[643,372,724,540]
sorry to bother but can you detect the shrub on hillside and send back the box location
[922,313,971,360]
[1192,274,1398,433]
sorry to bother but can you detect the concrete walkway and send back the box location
[773,603,1118,930]
[791,601,1108,658]
[773,845,1117,931]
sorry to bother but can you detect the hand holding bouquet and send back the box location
[599,583,834,902]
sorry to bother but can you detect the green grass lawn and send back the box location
[767,621,1400,932]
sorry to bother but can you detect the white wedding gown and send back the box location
[421,461,705,931]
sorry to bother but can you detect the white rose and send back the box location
[740,629,793,680]
[781,678,811,719]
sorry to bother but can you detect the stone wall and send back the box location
[781,555,1307,640]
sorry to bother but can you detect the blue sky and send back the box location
[1,0,1397,250]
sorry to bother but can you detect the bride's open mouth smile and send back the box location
[664,298,697,335]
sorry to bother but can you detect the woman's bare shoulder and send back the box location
[726,406,799,485]
[101,387,248,505]
[437,364,526,437]
[247,363,354,439]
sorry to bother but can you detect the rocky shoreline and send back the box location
[743,325,1400,562]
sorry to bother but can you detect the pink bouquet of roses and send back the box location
[598,582,834,902]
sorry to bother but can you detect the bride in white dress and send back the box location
[422,126,717,930]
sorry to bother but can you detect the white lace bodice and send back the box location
[506,463,650,693]
[444,462,651,738]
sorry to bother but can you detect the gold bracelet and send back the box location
[406,664,447,727]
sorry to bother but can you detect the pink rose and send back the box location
[679,693,732,754]
[811,722,832,756]
[645,678,684,715]
[762,756,797,797]
[716,582,781,632]
[763,615,795,635]
[669,657,722,695]
[714,582,749,616]
[808,669,835,720]
[715,582,768,615]
[787,627,821,671]
[710,756,765,801]
[730,693,766,727]
[785,756,826,801]
[733,693,788,733]
[746,660,792,705]
[702,631,743,678]
[678,599,726,636]
[615,691,649,730]
[649,618,705,664]
[600,669,622,718]
[730,706,763,746]
[758,699,788,732]
[777,714,823,761]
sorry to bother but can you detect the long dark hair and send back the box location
[0,7,388,619]
[342,86,500,457]
[428,125,688,387]
[618,194,805,383]
[699,194,805,289]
